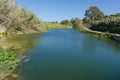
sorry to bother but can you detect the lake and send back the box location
[3,29,120,80]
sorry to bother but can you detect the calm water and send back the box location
[5,29,120,80]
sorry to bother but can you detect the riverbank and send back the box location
[78,27,120,42]
[0,47,21,80]
[0,34,37,79]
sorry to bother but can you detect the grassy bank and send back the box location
[43,22,72,30]
[78,27,120,43]
[0,47,20,80]
[80,28,111,38]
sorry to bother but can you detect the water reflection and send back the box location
[0,33,41,51]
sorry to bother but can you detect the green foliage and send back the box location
[60,20,72,26]
[83,6,120,34]
[82,17,92,27]
[43,22,72,30]
[85,6,104,21]
[90,14,120,34]
[71,18,84,30]
[0,47,20,73]
[60,18,84,30]
[83,6,104,27]
[0,0,45,34]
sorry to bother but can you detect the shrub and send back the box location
[0,47,20,73]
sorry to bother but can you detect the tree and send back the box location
[82,17,91,27]
[0,0,44,34]
[71,18,84,30]
[85,6,104,21]
[83,6,104,27]
[90,13,120,34]
[60,20,71,25]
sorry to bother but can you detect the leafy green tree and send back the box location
[85,6,104,21]
[60,20,72,26]
[83,6,104,27]
[71,18,84,30]
[82,17,91,27]
[90,14,120,34]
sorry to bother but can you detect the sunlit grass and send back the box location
[43,22,72,30]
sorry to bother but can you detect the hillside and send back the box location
[0,0,45,34]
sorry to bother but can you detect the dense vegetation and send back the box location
[43,22,72,30]
[0,47,20,79]
[60,6,105,31]
[60,6,120,34]
[83,6,104,27]
[60,18,84,30]
[90,14,120,34]
[0,0,45,34]
[70,18,84,30]
[82,6,120,34]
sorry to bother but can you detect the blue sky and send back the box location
[17,0,120,22]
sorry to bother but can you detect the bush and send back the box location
[90,14,120,34]
[0,47,20,73]
[0,0,45,34]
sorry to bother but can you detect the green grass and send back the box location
[43,22,72,30]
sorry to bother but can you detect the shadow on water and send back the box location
[0,33,41,51]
